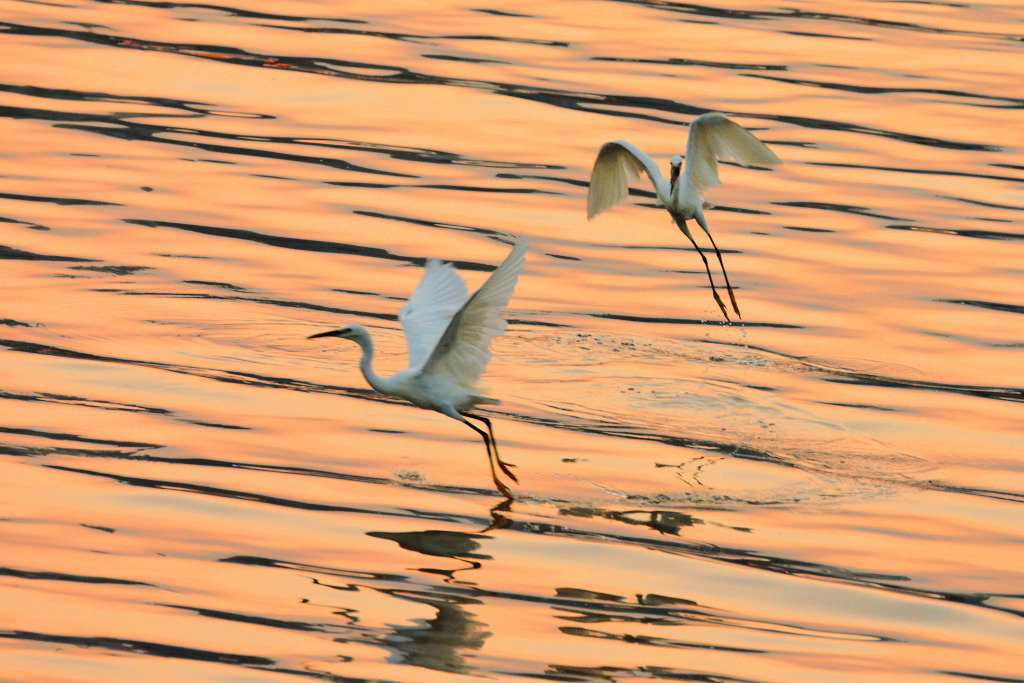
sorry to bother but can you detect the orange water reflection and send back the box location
[1,0,1022,680]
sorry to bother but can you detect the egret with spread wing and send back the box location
[309,236,528,498]
[587,112,781,321]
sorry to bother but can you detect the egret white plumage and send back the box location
[308,236,528,498]
[587,112,782,321]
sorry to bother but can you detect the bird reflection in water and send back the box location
[560,506,699,536]
[368,529,495,675]
[367,529,492,582]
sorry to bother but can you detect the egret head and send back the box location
[669,154,683,186]
[308,323,366,342]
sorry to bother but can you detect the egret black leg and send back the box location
[467,413,518,483]
[701,228,742,319]
[447,411,514,499]
[674,219,730,321]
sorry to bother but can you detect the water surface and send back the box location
[1,0,1022,681]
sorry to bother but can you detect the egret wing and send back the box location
[422,235,528,388]
[684,112,782,194]
[587,140,670,219]
[399,258,468,369]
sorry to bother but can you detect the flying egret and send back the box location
[308,235,528,499]
[587,112,782,321]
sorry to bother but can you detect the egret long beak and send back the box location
[669,163,680,189]
[308,329,343,339]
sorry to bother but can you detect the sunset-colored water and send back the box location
[1,0,1021,681]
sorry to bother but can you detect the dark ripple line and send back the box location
[559,625,763,653]
[158,598,433,679]
[332,182,560,194]
[237,137,557,170]
[2,78,555,170]
[225,555,413,583]
[0,20,997,153]
[775,200,900,220]
[0,101,407,178]
[938,299,1024,315]
[73,264,153,275]
[158,601,407,681]
[44,462,507,511]
[941,671,1024,683]
[155,603,332,632]
[474,8,533,18]
[124,218,501,271]
[38,450,494,500]
[0,629,273,666]
[259,20,567,47]
[702,338,1024,404]
[759,110,997,152]
[58,120,412,177]
[0,81,266,119]
[353,210,506,239]
[424,53,507,65]
[92,0,368,24]
[1,443,142,459]
[746,74,1024,109]
[921,481,1024,505]
[0,566,152,586]
[0,426,160,449]
[592,312,803,329]
[886,224,1024,242]
[808,161,1024,185]
[594,55,787,72]
[93,289,398,321]
[0,337,359,397]
[245,665,383,683]
[0,382,247,432]
[780,29,871,41]
[822,401,902,413]
[0,190,118,207]
[0,216,37,226]
[0,388,169,415]
[550,665,762,683]
[189,419,251,430]
[184,279,248,292]
[934,193,1024,212]
[93,287,544,331]
[106,0,1019,47]
[0,243,94,263]
[612,0,1024,42]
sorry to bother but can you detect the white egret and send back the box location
[309,236,528,499]
[587,112,782,321]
